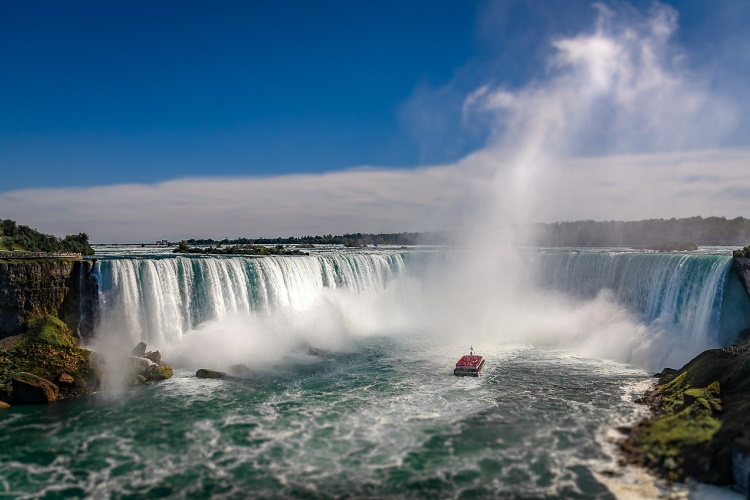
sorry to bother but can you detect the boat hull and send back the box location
[453,359,485,377]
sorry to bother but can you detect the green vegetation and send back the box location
[0,219,94,255]
[183,231,448,248]
[0,315,92,400]
[733,245,750,258]
[623,339,750,485]
[625,373,722,481]
[24,315,77,348]
[174,242,308,256]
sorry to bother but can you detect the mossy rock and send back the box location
[24,315,77,348]
[0,321,94,401]
[146,364,173,381]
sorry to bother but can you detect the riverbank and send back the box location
[618,333,750,490]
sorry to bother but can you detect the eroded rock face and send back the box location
[11,372,59,404]
[732,256,750,299]
[0,260,98,341]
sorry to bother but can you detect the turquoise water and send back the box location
[0,339,645,499]
[3,246,747,498]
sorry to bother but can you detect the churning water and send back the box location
[1,245,748,498]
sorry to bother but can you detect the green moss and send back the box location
[24,315,77,348]
[0,321,92,399]
[635,376,723,478]
[641,406,721,458]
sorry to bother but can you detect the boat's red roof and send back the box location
[456,355,483,367]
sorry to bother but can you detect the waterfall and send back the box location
[96,253,406,346]
[534,251,746,347]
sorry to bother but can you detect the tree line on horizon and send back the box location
[185,232,449,248]
[0,219,95,255]
[531,216,750,247]
[182,217,750,248]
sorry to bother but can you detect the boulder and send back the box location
[146,364,173,381]
[196,369,226,379]
[11,372,59,404]
[131,341,147,357]
[144,350,162,365]
[57,373,75,386]
[228,363,251,376]
[0,400,9,409]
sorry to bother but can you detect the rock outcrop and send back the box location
[0,259,98,341]
[127,342,174,385]
[621,338,750,486]
[196,369,226,379]
[0,315,95,404]
[732,255,750,299]
[11,372,59,404]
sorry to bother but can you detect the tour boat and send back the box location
[453,346,485,377]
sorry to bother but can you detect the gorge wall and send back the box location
[0,259,97,340]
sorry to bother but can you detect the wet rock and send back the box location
[307,346,330,356]
[144,350,162,365]
[0,400,9,409]
[196,369,226,379]
[11,372,59,404]
[131,341,147,357]
[228,364,251,376]
[146,364,173,381]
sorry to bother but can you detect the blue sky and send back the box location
[1,1,750,241]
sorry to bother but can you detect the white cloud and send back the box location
[1,148,749,242]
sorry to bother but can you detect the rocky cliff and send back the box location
[0,259,97,341]
[732,256,750,299]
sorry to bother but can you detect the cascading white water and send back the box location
[534,251,740,347]
[96,253,406,347]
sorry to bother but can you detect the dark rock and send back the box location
[196,369,226,379]
[0,400,9,409]
[732,256,750,300]
[652,367,678,381]
[144,350,162,365]
[11,372,59,404]
[228,363,251,376]
[0,260,97,342]
[57,373,75,386]
[131,342,147,357]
